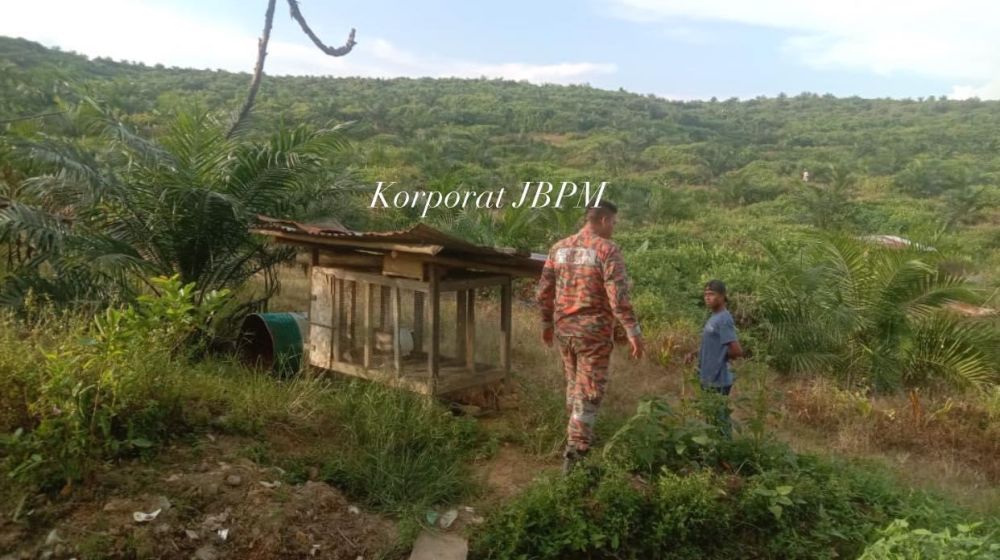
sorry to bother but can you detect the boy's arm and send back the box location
[720,317,743,359]
[727,340,744,360]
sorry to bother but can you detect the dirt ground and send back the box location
[0,423,559,560]
[0,436,397,560]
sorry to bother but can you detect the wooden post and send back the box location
[379,286,391,330]
[500,278,512,382]
[456,290,467,361]
[427,265,440,395]
[412,290,424,354]
[346,281,357,356]
[392,286,402,376]
[331,276,341,365]
[465,289,476,372]
[363,282,374,369]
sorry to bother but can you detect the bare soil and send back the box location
[0,436,397,560]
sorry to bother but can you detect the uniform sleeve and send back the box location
[601,244,641,338]
[719,316,738,346]
[536,248,557,329]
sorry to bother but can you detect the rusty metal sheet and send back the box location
[253,215,546,272]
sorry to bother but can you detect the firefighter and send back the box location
[536,200,644,473]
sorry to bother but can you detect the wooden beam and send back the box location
[425,254,542,278]
[331,277,342,364]
[427,265,441,395]
[455,290,467,361]
[465,289,476,373]
[346,280,357,357]
[439,275,508,292]
[413,290,424,354]
[316,253,383,268]
[256,230,542,278]
[392,286,402,376]
[500,278,512,383]
[252,229,444,255]
[383,251,426,280]
[309,267,333,327]
[321,359,506,397]
[315,266,428,293]
[379,285,391,331]
[363,282,374,369]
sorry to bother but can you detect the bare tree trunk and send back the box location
[229,0,277,138]
[230,0,357,137]
[287,0,357,56]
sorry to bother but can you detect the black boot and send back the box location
[562,447,588,474]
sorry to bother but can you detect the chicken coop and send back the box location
[251,216,545,396]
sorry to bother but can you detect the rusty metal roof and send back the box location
[252,215,546,274]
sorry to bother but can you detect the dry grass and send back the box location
[263,266,999,513]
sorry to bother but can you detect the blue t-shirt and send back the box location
[698,309,738,387]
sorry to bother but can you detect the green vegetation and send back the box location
[759,236,999,390]
[1,36,998,557]
[0,276,486,519]
[473,397,997,559]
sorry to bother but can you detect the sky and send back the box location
[2,0,999,100]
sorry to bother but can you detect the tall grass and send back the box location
[0,278,491,522]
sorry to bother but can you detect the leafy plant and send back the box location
[759,235,998,390]
[859,519,999,559]
[0,103,348,310]
[0,276,230,491]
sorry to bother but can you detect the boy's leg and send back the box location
[700,384,734,438]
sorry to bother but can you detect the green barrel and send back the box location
[240,312,308,375]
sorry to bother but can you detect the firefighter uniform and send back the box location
[536,228,641,454]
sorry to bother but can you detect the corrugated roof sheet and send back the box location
[252,215,546,272]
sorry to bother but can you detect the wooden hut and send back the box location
[252,216,545,396]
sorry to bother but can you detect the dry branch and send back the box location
[230,0,357,137]
[229,0,278,138]
[287,0,357,56]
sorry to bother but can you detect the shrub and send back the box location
[758,236,998,391]
[859,519,1000,559]
[318,379,491,514]
[471,398,992,559]
[0,276,230,491]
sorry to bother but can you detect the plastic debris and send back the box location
[347,505,360,515]
[133,508,162,523]
[259,480,281,489]
[217,528,229,541]
[425,510,439,526]
[439,509,459,529]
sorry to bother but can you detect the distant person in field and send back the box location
[686,279,744,436]
[536,200,644,473]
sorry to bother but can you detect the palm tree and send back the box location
[760,235,997,391]
[0,104,348,309]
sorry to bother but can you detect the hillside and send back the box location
[1,35,999,559]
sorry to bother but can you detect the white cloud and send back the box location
[0,0,615,85]
[607,0,1000,98]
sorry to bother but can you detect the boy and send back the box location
[686,279,743,435]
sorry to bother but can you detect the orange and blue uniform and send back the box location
[536,228,641,453]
